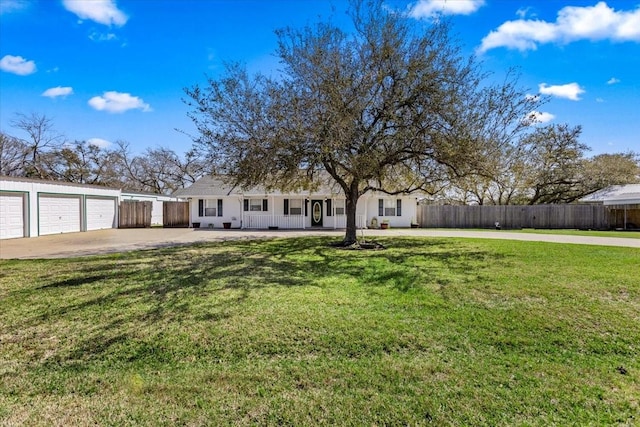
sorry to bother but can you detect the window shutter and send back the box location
[198,199,204,217]
[284,199,289,215]
[217,199,223,217]
[378,199,383,217]
[243,199,249,211]
[305,200,309,216]
[326,199,332,217]
[263,199,268,212]
[396,199,402,217]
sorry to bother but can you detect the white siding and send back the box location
[361,195,418,228]
[191,196,243,228]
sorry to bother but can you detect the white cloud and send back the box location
[87,138,112,148]
[88,91,152,113]
[528,111,555,124]
[89,31,118,42]
[479,1,640,53]
[0,54,36,75]
[42,86,73,98]
[538,82,585,101]
[607,77,620,85]
[62,0,127,26]
[480,20,558,52]
[409,0,484,18]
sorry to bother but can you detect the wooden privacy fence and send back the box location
[418,204,610,230]
[163,201,190,228]
[118,201,152,228]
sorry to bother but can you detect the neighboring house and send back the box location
[172,176,421,230]
[0,176,179,239]
[580,184,640,229]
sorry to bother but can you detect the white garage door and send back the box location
[0,192,25,239]
[39,195,81,235]
[86,197,116,230]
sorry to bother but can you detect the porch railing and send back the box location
[243,214,366,229]
[244,215,304,229]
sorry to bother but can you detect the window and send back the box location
[289,199,302,215]
[250,199,263,211]
[198,199,223,217]
[284,199,303,215]
[378,199,402,216]
[334,199,345,215]
[244,199,268,212]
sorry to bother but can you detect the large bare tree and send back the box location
[9,112,65,179]
[187,1,541,243]
[442,124,639,205]
[114,141,208,194]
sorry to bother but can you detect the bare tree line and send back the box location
[1,112,208,194]
[438,124,639,205]
[2,111,637,203]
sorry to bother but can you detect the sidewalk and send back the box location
[1,228,638,259]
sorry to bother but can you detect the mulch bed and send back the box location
[329,240,387,250]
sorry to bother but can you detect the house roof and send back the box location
[172,175,343,198]
[173,174,430,199]
[580,184,640,205]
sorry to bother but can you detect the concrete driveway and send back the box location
[1,228,638,259]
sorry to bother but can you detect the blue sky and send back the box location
[1,0,638,156]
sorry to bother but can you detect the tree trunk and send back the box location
[343,183,360,245]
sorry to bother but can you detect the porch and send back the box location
[242,214,366,229]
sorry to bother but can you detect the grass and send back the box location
[506,228,640,239]
[442,228,640,239]
[0,237,638,426]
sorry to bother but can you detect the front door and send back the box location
[311,199,323,227]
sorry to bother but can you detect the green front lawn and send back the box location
[1,237,638,426]
[507,228,640,239]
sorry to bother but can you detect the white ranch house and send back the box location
[172,176,421,230]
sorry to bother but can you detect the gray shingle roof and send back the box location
[172,175,341,198]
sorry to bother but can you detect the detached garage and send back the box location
[0,177,121,239]
[0,177,181,239]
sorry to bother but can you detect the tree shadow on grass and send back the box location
[12,236,503,366]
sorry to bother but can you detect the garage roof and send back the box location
[580,184,640,205]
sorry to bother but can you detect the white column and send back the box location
[271,195,275,227]
[240,196,244,229]
[333,197,336,229]
[363,196,368,229]
[302,197,306,229]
